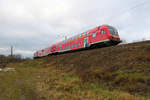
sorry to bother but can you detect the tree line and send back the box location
[0,54,30,68]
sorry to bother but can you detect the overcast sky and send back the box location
[0,0,150,58]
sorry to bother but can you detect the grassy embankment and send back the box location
[0,41,150,100]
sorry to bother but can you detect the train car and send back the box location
[34,25,121,58]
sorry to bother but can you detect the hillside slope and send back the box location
[43,40,150,95]
[0,40,150,100]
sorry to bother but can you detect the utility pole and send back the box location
[11,46,13,57]
[65,36,67,40]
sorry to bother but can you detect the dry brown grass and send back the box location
[1,40,150,99]
[42,40,150,97]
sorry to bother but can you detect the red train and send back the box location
[34,25,121,58]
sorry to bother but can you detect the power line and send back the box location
[109,0,150,23]
[79,0,150,33]
[127,0,150,11]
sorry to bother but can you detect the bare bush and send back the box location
[0,54,24,68]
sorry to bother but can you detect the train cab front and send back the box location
[107,25,122,44]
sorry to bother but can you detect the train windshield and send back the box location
[108,26,118,36]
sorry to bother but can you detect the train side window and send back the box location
[101,30,105,34]
[92,32,97,38]
[74,44,77,48]
[79,34,82,37]
[86,32,89,36]
[78,43,81,47]
[82,32,85,36]
[71,45,73,48]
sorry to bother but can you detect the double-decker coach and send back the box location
[34,25,121,58]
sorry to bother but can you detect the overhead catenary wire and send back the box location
[108,0,150,23]
[85,0,150,28]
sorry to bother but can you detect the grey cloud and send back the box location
[0,0,150,57]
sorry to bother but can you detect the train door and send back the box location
[100,29,107,40]
[84,37,89,48]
